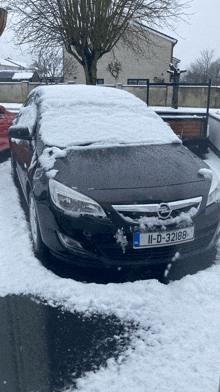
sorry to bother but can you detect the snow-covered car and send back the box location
[7,85,220,269]
[0,105,15,151]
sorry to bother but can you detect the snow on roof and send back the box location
[25,85,180,148]
[145,26,178,44]
[0,58,12,66]
[12,72,34,80]
[0,58,27,69]
[4,58,27,68]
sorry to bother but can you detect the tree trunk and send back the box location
[83,57,98,85]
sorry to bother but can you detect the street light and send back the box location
[0,7,7,37]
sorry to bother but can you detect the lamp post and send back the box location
[0,7,7,37]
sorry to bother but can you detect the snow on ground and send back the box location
[0,103,22,114]
[1,150,220,392]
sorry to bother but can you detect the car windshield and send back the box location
[28,85,181,149]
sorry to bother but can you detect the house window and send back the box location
[127,79,149,85]
[96,79,104,84]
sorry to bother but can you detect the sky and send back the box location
[0,0,220,70]
[165,0,220,69]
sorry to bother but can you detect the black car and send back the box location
[8,85,220,269]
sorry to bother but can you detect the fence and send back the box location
[122,80,217,108]
[0,81,41,103]
[1,80,220,108]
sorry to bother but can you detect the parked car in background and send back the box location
[0,105,15,151]
[7,85,220,271]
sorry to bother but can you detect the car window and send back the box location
[23,94,34,107]
[16,98,37,136]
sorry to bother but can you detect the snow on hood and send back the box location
[27,85,180,148]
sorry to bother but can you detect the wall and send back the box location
[163,117,206,140]
[123,85,171,106]
[122,85,220,108]
[97,31,174,85]
[1,81,220,109]
[0,81,40,103]
[208,114,220,151]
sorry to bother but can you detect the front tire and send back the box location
[29,191,48,258]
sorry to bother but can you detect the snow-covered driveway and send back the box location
[1,153,220,392]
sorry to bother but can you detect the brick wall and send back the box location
[163,118,206,140]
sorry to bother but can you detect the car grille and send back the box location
[93,222,218,263]
[112,196,202,221]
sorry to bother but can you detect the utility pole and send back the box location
[167,63,186,109]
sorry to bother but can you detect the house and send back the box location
[0,58,40,82]
[0,58,27,71]
[64,27,178,85]
[0,70,40,82]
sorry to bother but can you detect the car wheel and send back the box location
[29,191,47,258]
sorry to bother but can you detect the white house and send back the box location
[64,27,178,85]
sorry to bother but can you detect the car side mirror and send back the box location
[7,125,32,140]
[0,105,6,115]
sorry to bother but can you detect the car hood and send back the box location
[52,144,211,203]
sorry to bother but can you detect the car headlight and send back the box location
[207,170,220,206]
[49,179,107,218]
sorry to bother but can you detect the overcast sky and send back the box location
[0,0,220,70]
[170,0,220,69]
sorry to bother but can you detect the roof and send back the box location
[0,70,14,79]
[0,70,36,81]
[4,58,27,69]
[0,58,12,66]
[145,26,178,45]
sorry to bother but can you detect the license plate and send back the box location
[133,227,194,249]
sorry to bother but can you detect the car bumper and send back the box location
[36,200,220,268]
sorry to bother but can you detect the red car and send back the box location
[0,105,15,151]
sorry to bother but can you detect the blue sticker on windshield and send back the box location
[134,233,140,247]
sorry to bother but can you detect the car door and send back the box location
[12,97,37,198]
[0,106,14,151]
[15,137,36,197]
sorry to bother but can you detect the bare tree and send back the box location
[209,59,220,86]
[181,49,220,85]
[5,0,190,85]
[29,48,78,83]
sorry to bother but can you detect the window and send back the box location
[96,79,104,84]
[127,79,149,86]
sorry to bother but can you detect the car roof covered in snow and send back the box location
[19,84,181,148]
